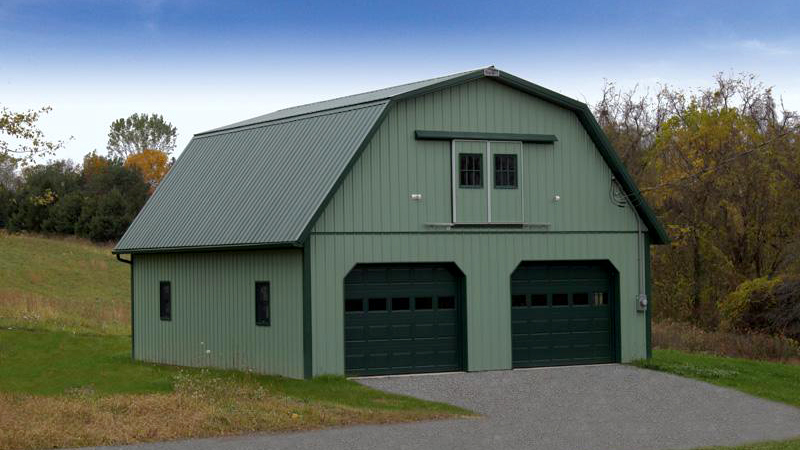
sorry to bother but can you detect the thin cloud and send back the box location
[736,39,795,56]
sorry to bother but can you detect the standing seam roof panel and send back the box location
[114,102,388,252]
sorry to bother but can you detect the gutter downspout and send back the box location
[114,253,134,360]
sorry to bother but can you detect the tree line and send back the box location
[596,73,800,339]
[0,113,175,241]
[2,74,799,339]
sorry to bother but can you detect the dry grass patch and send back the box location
[0,289,129,335]
[0,372,463,450]
[653,320,800,363]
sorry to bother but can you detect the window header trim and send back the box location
[415,130,557,143]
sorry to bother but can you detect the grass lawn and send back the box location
[0,329,471,449]
[0,232,129,335]
[0,233,471,450]
[697,439,800,449]
[635,349,800,450]
[634,348,800,408]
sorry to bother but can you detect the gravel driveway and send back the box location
[82,364,800,450]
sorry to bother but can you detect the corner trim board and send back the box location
[302,245,313,378]
[416,130,558,143]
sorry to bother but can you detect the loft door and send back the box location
[453,140,488,223]
[489,141,523,222]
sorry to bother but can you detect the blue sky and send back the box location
[1,0,798,161]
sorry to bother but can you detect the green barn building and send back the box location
[113,67,667,379]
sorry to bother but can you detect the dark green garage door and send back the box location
[344,264,463,376]
[511,262,616,368]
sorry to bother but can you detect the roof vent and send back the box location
[483,66,500,77]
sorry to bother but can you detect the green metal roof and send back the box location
[114,101,388,253]
[114,67,667,254]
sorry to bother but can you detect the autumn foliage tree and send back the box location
[124,149,170,192]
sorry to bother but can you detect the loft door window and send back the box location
[459,153,483,187]
[494,154,517,188]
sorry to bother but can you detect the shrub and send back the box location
[718,276,800,340]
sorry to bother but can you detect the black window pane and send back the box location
[438,296,456,310]
[531,294,548,306]
[255,282,270,326]
[573,293,589,305]
[494,154,517,188]
[391,297,410,311]
[552,293,568,306]
[459,153,482,187]
[159,281,171,321]
[511,294,526,307]
[368,298,387,311]
[345,298,363,312]
[415,297,433,310]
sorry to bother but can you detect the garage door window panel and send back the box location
[368,298,387,311]
[391,298,410,311]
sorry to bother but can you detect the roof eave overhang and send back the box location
[112,241,303,255]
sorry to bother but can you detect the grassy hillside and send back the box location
[0,232,129,335]
[0,232,471,449]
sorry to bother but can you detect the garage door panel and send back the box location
[345,264,463,376]
[512,262,615,368]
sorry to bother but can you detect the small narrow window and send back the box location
[255,282,270,326]
[345,298,363,312]
[531,294,548,307]
[494,154,517,188]
[368,298,387,311]
[573,293,589,306]
[391,298,410,311]
[159,281,171,321]
[438,296,456,310]
[415,297,433,310]
[552,293,568,306]
[511,294,527,307]
[459,153,483,187]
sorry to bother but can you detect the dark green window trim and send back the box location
[416,130,557,143]
[255,281,270,326]
[494,154,517,189]
[159,281,171,321]
[459,153,483,188]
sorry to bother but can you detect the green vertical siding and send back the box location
[309,233,646,375]
[308,77,649,376]
[133,249,304,379]
[312,78,642,233]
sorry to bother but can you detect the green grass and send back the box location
[635,349,800,450]
[0,330,172,395]
[633,349,800,408]
[697,438,800,449]
[0,232,129,335]
[0,328,469,415]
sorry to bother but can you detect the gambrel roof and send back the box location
[113,68,668,254]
